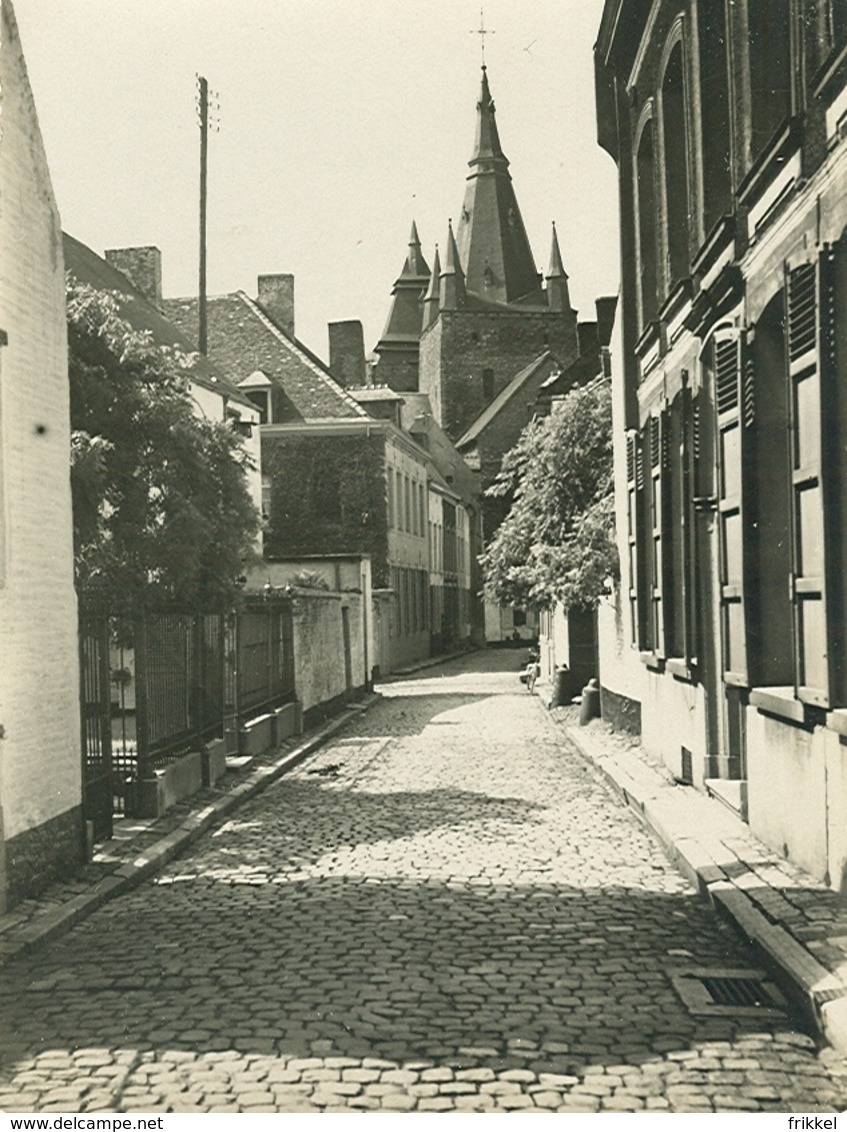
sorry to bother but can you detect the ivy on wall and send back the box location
[264,433,389,586]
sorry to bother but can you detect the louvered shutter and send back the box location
[785,251,835,707]
[714,334,747,684]
[626,432,640,647]
[648,415,666,657]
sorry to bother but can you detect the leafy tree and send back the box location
[67,279,260,609]
[480,375,618,610]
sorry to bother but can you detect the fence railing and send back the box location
[79,598,295,833]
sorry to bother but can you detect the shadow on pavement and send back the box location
[1,871,836,1111]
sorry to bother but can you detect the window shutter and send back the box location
[648,414,665,658]
[714,335,747,685]
[785,251,835,707]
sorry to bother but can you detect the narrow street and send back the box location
[2,650,846,1113]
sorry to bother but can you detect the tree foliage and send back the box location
[479,375,618,610]
[68,279,260,609]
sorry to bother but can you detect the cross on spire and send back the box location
[471,6,494,68]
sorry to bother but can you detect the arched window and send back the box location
[661,42,691,288]
[697,3,732,234]
[636,118,658,327]
[747,0,792,163]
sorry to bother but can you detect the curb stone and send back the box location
[0,693,382,965]
[541,704,847,1055]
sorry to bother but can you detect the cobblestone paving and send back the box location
[3,651,847,1113]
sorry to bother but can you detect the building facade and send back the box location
[164,278,477,673]
[595,0,847,887]
[0,0,83,910]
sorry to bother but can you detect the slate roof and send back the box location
[63,234,256,410]
[163,291,367,423]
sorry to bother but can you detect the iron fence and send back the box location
[79,598,295,834]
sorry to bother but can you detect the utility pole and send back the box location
[197,75,208,355]
[196,76,219,356]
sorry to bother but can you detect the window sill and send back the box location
[736,118,801,212]
[825,709,847,737]
[634,318,661,358]
[691,215,736,278]
[812,41,847,101]
[639,651,665,672]
[750,685,806,725]
[666,657,696,683]
[656,277,694,326]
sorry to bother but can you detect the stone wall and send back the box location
[419,307,579,442]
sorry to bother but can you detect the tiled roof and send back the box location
[162,292,367,423]
[63,233,255,409]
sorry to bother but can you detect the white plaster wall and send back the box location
[292,592,367,712]
[639,671,708,783]
[745,708,828,884]
[0,0,81,838]
[824,733,847,894]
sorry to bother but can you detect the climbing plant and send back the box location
[68,279,261,609]
[480,375,618,610]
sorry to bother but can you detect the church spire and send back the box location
[440,221,466,310]
[455,67,543,306]
[422,245,441,329]
[403,220,429,277]
[546,222,571,312]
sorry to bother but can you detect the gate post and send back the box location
[223,608,240,754]
[134,615,151,785]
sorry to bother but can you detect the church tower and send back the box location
[416,66,579,443]
[372,222,430,391]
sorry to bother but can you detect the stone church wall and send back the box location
[420,308,579,441]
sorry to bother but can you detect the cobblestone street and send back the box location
[3,650,847,1113]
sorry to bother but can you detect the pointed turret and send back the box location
[440,221,466,310]
[403,221,429,277]
[455,68,543,305]
[546,222,572,312]
[373,221,432,391]
[422,245,441,329]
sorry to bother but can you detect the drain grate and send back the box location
[700,975,773,1008]
[671,967,787,1018]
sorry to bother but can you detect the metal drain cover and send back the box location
[670,967,788,1018]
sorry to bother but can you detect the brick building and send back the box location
[0,0,83,910]
[595,0,847,888]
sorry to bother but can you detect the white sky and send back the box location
[13,0,620,360]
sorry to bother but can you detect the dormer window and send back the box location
[245,389,269,423]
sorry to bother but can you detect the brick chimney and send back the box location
[104,246,163,309]
[257,274,295,338]
[328,320,366,388]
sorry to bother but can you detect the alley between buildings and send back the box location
[2,650,846,1113]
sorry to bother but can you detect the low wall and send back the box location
[294,592,366,715]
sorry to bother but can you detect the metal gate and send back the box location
[78,614,113,841]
